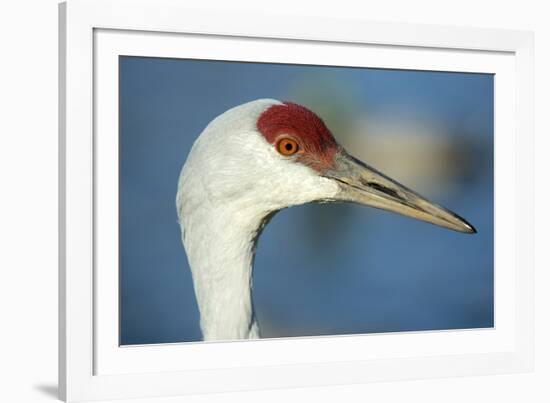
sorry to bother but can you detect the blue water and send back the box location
[119,57,493,344]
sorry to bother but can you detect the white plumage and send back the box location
[176,99,475,341]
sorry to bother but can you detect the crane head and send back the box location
[178,99,476,234]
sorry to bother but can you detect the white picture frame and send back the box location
[59,0,534,401]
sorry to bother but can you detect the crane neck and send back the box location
[179,199,271,341]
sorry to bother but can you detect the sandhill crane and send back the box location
[176,99,476,341]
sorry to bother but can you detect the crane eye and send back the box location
[276,138,300,156]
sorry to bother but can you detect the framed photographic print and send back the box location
[59,0,534,401]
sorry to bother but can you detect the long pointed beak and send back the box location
[324,150,476,234]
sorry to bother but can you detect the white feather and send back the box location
[176,99,339,341]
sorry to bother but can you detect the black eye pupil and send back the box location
[285,143,293,151]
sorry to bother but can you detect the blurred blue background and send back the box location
[119,56,493,345]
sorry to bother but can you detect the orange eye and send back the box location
[276,138,300,156]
